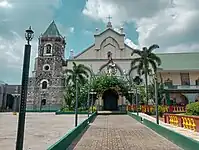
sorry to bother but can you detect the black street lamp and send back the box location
[133,76,142,116]
[154,74,159,124]
[90,89,96,113]
[16,26,34,150]
[75,76,78,127]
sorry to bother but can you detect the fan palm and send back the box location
[64,62,91,86]
[130,44,161,104]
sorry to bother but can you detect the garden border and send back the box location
[55,111,88,115]
[47,112,97,150]
[128,112,199,150]
[26,110,57,112]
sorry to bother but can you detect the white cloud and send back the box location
[0,0,62,84]
[69,27,75,33]
[0,0,12,8]
[83,0,199,53]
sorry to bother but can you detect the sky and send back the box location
[0,0,199,84]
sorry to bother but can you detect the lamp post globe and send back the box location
[133,76,142,116]
[25,26,34,45]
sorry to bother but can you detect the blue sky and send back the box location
[54,0,138,57]
[0,0,199,84]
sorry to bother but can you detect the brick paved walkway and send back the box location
[69,115,182,150]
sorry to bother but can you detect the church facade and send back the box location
[67,22,138,111]
[27,20,138,110]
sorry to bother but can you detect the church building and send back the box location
[27,20,138,110]
[27,20,199,111]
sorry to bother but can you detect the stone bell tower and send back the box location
[27,21,66,110]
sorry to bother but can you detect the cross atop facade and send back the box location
[107,15,112,22]
[106,15,113,28]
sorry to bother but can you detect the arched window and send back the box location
[42,81,47,89]
[46,44,52,54]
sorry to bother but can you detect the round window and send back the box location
[44,65,50,71]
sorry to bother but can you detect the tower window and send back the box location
[43,64,50,71]
[46,44,52,54]
[42,81,48,89]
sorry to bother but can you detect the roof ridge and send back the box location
[156,51,199,55]
[43,20,62,37]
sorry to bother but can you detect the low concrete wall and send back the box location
[47,112,97,150]
[143,119,199,150]
[127,112,142,123]
[26,110,57,112]
[128,112,199,150]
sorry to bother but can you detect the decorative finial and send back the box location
[120,26,124,34]
[106,15,112,28]
[69,49,74,59]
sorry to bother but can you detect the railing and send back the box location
[164,114,199,132]
[164,85,199,90]
[127,105,186,113]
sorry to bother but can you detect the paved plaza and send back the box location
[0,113,87,150]
[69,115,182,150]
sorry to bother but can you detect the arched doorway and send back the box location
[102,89,118,111]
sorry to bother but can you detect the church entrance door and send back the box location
[102,89,118,111]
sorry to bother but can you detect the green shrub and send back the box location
[89,106,96,112]
[158,105,164,117]
[186,102,199,116]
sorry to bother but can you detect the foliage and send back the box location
[89,106,97,112]
[60,107,88,112]
[148,81,164,105]
[158,105,165,117]
[62,62,92,110]
[137,86,146,104]
[186,102,199,116]
[130,44,161,104]
[64,62,91,86]
[90,75,132,102]
[63,85,75,110]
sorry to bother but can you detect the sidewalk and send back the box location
[136,113,199,142]
[69,115,181,150]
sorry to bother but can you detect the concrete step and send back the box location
[97,110,127,115]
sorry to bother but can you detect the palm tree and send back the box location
[64,62,91,86]
[130,44,161,105]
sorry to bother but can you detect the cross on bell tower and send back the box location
[106,15,112,28]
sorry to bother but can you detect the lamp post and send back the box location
[133,76,142,116]
[75,76,78,127]
[87,81,90,119]
[16,26,34,150]
[90,89,96,113]
[154,74,159,124]
[128,89,134,112]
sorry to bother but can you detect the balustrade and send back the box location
[164,114,199,132]
[127,105,186,113]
